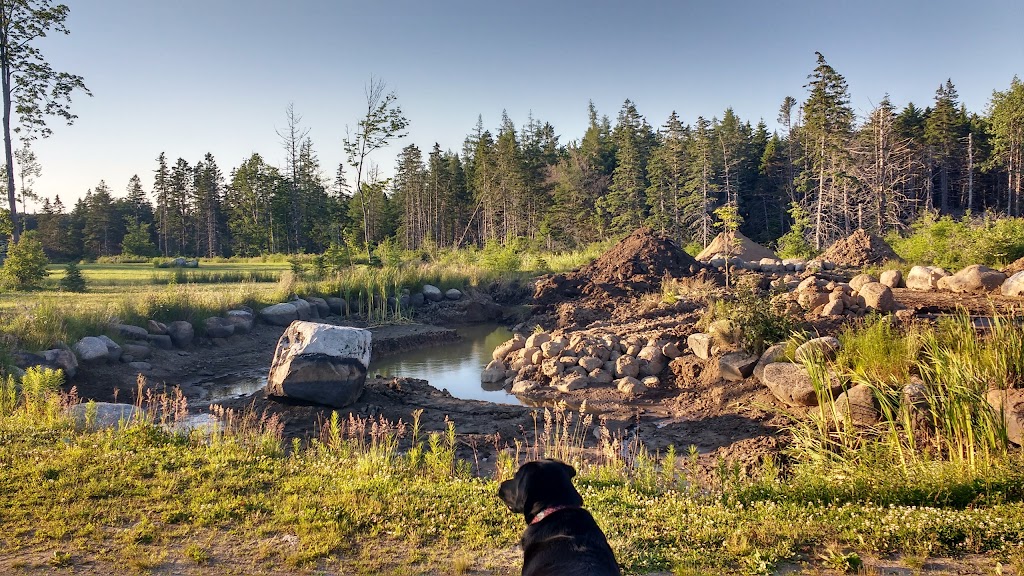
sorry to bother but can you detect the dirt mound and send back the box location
[695,231,778,262]
[1003,256,1024,276]
[822,229,901,267]
[533,228,703,306]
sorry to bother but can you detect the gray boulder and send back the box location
[906,265,949,291]
[74,337,110,362]
[849,273,877,292]
[794,336,841,363]
[305,297,330,317]
[266,321,372,407]
[1001,271,1024,297]
[147,334,174,350]
[761,362,819,406]
[122,343,151,361]
[858,282,897,313]
[97,335,123,362]
[147,320,169,335]
[753,343,788,382]
[204,317,235,339]
[167,321,194,348]
[445,288,463,301]
[67,402,141,431]
[225,310,255,334]
[422,284,444,302]
[260,303,299,326]
[42,348,78,379]
[111,323,149,340]
[326,297,347,315]
[687,333,714,360]
[719,352,758,382]
[879,269,903,289]
[834,384,880,425]
[987,388,1024,446]
[409,292,425,307]
[128,361,152,372]
[291,298,314,320]
[481,359,507,384]
[615,376,646,395]
[939,265,1006,293]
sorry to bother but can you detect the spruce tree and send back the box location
[59,260,86,292]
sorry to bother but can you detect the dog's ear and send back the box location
[559,461,577,479]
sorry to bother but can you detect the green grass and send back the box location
[3,369,1024,575]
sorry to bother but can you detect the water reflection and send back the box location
[370,324,521,405]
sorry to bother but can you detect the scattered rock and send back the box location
[938,265,1007,293]
[794,336,841,363]
[111,323,149,340]
[266,321,371,407]
[906,265,949,291]
[761,362,819,406]
[719,352,758,381]
[481,359,507,384]
[858,282,897,313]
[291,298,314,320]
[305,297,330,317]
[74,337,110,362]
[422,284,444,302]
[204,317,236,339]
[445,288,463,301]
[615,376,646,395]
[821,299,845,316]
[641,376,660,388]
[511,380,539,394]
[128,361,152,372]
[42,349,78,378]
[834,383,880,425]
[493,335,526,361]
[541,340,566,359]
[987,389,1024,446]
[753,343,788,382]
[122,343,151,361]
[97,335,123,362]
[166,321,195,348]
[554,375,588,392]
[614,355,641,379]
[661,341,681,359]
[1003,271,1024,297]
[849,273,877,292]
[687,333,714,360]
[147,320,168,335]
[147,334,174,350]
[260,303,299,326]
[879,269,903,289]
[226,310,255,334]
[578,356,603,372]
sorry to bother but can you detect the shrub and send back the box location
[2,232,49,289]
[775,202,816,260]
[58,261,87,292]
[888,212,1024,269]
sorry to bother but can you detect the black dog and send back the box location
[498,459,621,576]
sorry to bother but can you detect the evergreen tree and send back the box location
[645,112,688,239]
[988,76,1024,215]
[153,153,171,256]
[58,260,86,292]
[925,79,968,212]
[2,231,48,289]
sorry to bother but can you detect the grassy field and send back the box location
[1,369,1024,575]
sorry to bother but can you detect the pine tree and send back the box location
[989,76,1024,215]
[153,153,171,256]
[58,260,86,292]
[645,112,688,239]
[925,80,968,212]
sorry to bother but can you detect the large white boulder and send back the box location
[266,321,372,407]
[938,265,1006,293]
[905,266,948,291]
[1001,271,1024,297]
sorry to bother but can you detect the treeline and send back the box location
[23,53,1024,260]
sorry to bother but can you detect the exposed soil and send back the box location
[695,230,778,261]
[822,228,901,267]
[1004,256,1024,276]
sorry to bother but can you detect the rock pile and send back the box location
[789,273,899,317]
[486,329,685,396]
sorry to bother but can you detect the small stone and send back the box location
[753,343,788,382]
[554,375,588,392]
[879,269,903,289]
[541,340,566,359]
[849,273,878,292]
[73,337,109,362]
[661,341,682,359]
[718,352,759,381]
[445,288,462,300]
[614,355,640,378]
[422,284,444,302]
[687,333,714,360]
[794,336,842,363]
[615,376,646,395]
[821,299,845,317]
[858,282,898,313]
[128,361,152,372]
[147,320,168,335]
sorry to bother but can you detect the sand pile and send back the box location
[822,229,901,267]
[533,228,702,305]
[695,231,778,262]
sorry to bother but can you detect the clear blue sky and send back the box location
[24,0,1024,209]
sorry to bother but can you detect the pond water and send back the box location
[197,324,520,406]
[370,324,521,405]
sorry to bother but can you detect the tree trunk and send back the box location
[1,32,17,243]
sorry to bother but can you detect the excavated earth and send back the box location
[64,228,1024,481]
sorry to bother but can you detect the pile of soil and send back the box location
[533,228,703,306]
[822,228,901,267]
[695,231,778,262]
[1003,256,1024,276]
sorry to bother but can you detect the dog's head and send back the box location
[498,459,584,524]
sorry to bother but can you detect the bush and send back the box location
[2,232,49,289]
[479,239,522,273]
[888,212,1024,269]
[775,202,816,260]
[58,261,87,292]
